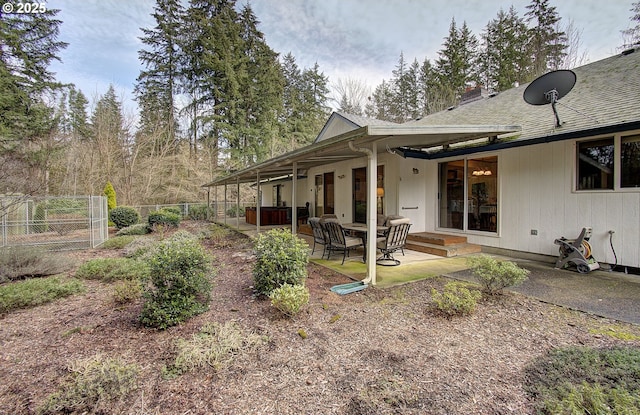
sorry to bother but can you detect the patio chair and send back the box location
[376,217,412,266]
[308,217,328,258]
[323,221,365,265]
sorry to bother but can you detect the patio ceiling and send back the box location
[202,124,521,187]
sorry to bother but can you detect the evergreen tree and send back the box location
[525,0,567,77]
[365,80,394,121]
[135,0,184,156]
[181,0,242,178]
[90,85,128,187]
[68,87,90,140]
[480,7,530,91]
[435,18,479,107]
[622,1,640,48]
[0,7,67,196]
[232,4,284,165]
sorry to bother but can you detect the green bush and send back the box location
[525,346,640,414]
[123,237,158,259]
[75,258,148,282]
[32,203,48,233]
[226,205,245,218]
[109,206,140,229]
[270,283,310,317]
[99,235,136,249]
[0,277,84,314]
[116,223,150,236]
[253,228,309,296]
[38,355,138,415]
[112,279,142,304]
[140,232,214,329]
[466,254,529,295]
[431,281,482,317]
[148,209,181,228]
[161,206,183,216]
[0,247,71,283]
[187,204,213,220]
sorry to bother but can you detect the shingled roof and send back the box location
[409,47,640,145]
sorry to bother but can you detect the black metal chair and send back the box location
[323,221,364,265]
[376,218,411,266]
[308,217,328,258]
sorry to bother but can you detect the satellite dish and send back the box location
[523,70,576,127]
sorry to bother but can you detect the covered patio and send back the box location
[203,123,520,285]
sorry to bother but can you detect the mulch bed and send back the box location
[1,222,639,414]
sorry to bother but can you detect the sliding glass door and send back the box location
[439,157,498,233]
[353,166,384,223]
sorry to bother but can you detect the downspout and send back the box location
[348,140,378,286]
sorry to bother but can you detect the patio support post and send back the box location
[348,140,378,286]
[256,171,260,233]
[236,177,240,230]
[214,186,218,221]
[224,183,228,225]
[292,161,298,235]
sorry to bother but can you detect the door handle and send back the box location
[402,206,418,210]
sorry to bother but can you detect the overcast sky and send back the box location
[48,0,636,113]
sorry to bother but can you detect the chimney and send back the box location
[459,86,488,105]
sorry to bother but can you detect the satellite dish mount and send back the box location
[523,70,577,128]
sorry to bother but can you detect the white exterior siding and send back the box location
[288,137,639,268]
[435,139,639,268]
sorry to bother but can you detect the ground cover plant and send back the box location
[0,246,71,283]
[1,221,639,414]
[524,346,640,414]
[0,276,84,314]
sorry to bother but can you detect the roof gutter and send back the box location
[397,120,640,160]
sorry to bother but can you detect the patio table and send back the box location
[341,223,389,262]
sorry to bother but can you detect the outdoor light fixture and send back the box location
[377,187,385,197]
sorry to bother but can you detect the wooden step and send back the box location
[407,232,469,246]
[298,224,312,236]
[405,239,481,257]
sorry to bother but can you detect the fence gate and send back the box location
[0,196,108,250]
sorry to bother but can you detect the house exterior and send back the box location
[204,47,640,283]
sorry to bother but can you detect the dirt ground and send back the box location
[1,222,639,415]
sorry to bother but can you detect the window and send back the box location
[353,166,384,223]
[622,135,640,188]
[314,172,335,216]
[577,139,614,190]
[439,157,498,233]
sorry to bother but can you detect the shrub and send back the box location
[165,322,267,377]
[253,228,309,295]
[116,223,150,236]
[161,206,183,216]
[112,279,142,304]
[140,232,214,329]
[524,346,640,414]
[466,254,529,295]
[123,237,157,259]
[148,209,181,228]
[0,247,71,283]
[109,206,140,229]
[99,235,136,249]
[38,355,138,415]
[187,204,213,221]
[32,203,48,233]
[431,281,482,317]
[103,181,117,226]
[0,277,84,314]
[75,258,148,282]
[226,205,245,218]
[270,283,310,317]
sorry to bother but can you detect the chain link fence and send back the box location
[1,196,108,250]
[131,202,248,222]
